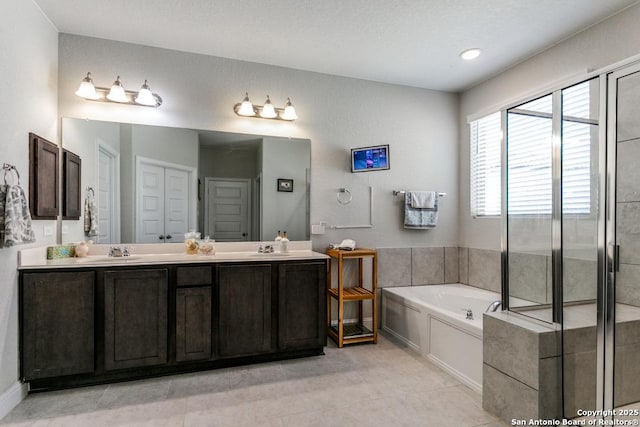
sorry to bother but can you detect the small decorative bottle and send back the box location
[275,230,283,242]
[75,241,89,257]
[280,231,289,254]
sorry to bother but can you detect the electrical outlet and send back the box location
[43,226,53,236]
[311,224,326,235]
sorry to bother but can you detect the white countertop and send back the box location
[19,241,328,270]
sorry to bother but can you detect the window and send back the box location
[470,81,595,217]
[470,112,501,217]
[507,83,594,215]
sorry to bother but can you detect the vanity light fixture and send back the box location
[260,95,277,119]
[74,72,100,100]
[106,76,127,103]
[74,72,163,107]
[460,48,481,60]
[234,93,298,121]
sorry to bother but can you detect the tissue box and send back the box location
[46,245,76,259]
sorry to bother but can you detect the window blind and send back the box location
[470,81,594,217]
[470,112,501,217]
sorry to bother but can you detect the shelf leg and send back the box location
[372,253,378,343]
[338,254,344,348]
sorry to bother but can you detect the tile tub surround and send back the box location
[0,333,509,427]
[376,246,459,288]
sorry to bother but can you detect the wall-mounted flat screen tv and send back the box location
[351,144,390,172]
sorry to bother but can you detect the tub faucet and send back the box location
[486,300,502,313]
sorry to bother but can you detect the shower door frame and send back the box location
[603,60,640,412]
[500,72,617,416]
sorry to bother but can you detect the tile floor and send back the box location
[0,332,508,427]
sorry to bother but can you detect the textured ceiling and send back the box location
[35,0,639,92]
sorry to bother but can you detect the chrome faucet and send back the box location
[109,246,131,257]
[486,300,502,313]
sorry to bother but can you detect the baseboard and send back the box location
[0,382,27,420]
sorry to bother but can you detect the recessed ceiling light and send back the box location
[460,48,481,61]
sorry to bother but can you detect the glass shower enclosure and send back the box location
[503,68,640,419]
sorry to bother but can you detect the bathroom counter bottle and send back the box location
[280,231,289,254]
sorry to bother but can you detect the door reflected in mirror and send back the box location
[61,118,311,244]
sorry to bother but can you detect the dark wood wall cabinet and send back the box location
[28,133,59,219]
[62,149,82,220]
[19,259,327,391]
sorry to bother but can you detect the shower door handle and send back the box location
[614,244,620,273]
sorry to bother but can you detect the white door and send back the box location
[205,178,250,241]
[138,163,166,243]
[137,162,191,243]
[164,168,189,243]
[96,143,119,243]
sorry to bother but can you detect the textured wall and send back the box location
[0,0,58,409]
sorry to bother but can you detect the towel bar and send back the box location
[392,190,446,197]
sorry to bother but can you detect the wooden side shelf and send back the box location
[326,248,377,347]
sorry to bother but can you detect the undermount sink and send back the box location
[77,256,142,263]
[249,252,290,257]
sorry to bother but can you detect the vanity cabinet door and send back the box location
[278,262,327,350]
[21,271,95,380]
[176,287,212,362]
[104,269,168,370]
[217,264,272,358]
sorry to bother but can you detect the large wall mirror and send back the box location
[61,118,311,244]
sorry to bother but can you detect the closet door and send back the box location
[136,163,190,244]
[137,163,166,243]
[164,168,189,243]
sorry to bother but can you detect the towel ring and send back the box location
[337,188,352,205]
[3,165,20,186]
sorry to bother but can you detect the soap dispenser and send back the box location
[275,230,283,242]
[280,231,289,254]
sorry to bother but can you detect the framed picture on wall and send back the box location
[277,178,293,192]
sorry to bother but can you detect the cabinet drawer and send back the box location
[176,266,213,286]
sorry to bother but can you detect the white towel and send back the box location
[410,191,436,209]
[1,184,36,247]
[84,193,98,237]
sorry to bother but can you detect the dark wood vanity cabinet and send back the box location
[217,264,273,358]
[103,269,168,370]
[278,262,327,350]
[19,258,326,390]
[21,271,95,380]
[175,266,212,362]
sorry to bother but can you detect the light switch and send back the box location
[311,224,325,235]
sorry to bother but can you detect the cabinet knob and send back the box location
[166,235,173,240]
[159,235,165,240]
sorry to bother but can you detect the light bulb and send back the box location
[135,80,157,106]
[75,72,99,100]
[237,92,255,116]
[281,97,298,121]
[106,76,128,103]
[260,95,277,118]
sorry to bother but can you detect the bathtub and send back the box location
[381,283,501,394]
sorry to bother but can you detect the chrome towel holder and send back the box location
[392,190,446,197]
